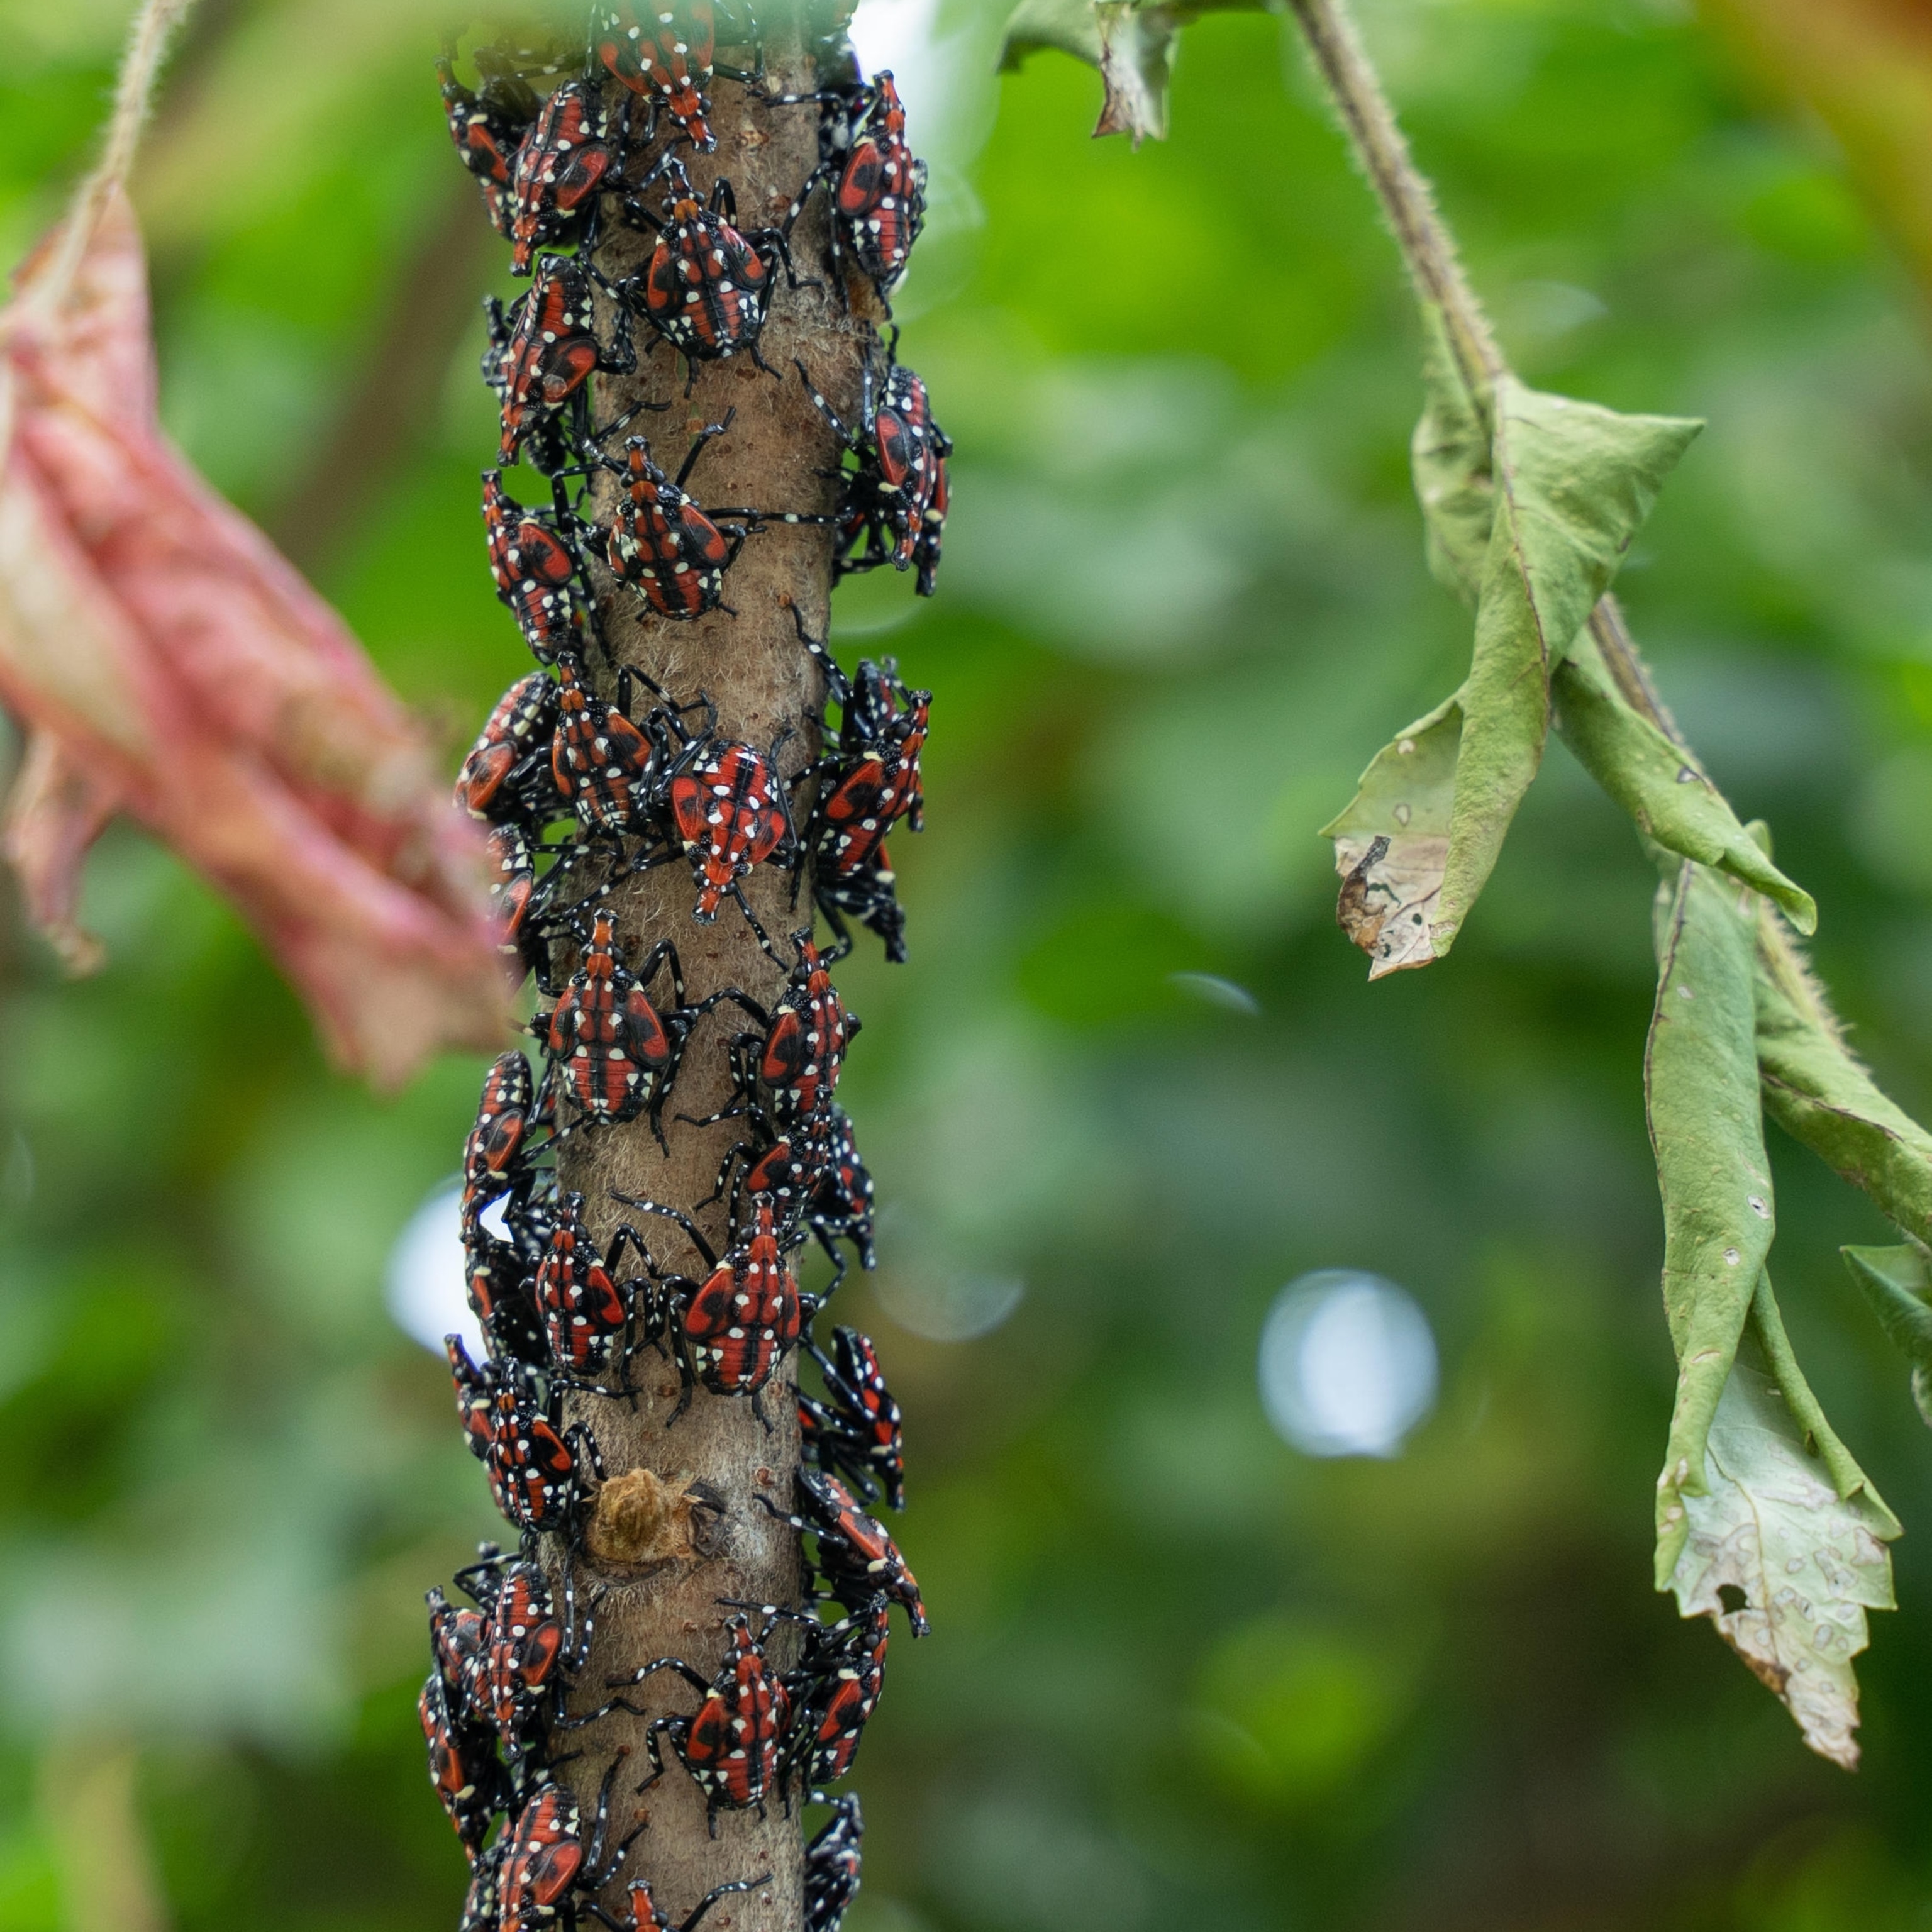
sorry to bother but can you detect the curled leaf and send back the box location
[0,189,509,1086]
[1754,911,1932,1245]
[1552,629,1815,931]
[1667,1275,1897,1770]
[999,0,1269,143]
[1841,1242,1932,1426]
[1433,380,1702,958]
[1646,858,1774,1585]
[1409,301,1493,604]
[1321,688,1460,977]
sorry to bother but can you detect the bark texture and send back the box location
[545,20,879,1929]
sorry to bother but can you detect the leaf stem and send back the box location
[1285,0,1821,982]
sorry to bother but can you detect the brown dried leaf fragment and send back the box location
[0,189,508,1085]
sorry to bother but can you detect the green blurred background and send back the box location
[4,0,1932,1924]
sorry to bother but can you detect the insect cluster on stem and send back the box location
[425,6,941,1925]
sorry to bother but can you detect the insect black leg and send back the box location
[676,409,738,487]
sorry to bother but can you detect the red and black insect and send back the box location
[623,155,789,383]
[457,672,566,829]
[447,1336,606,1535]
[470,1556,605,1762]
[799,1328,903,1511]
[464,1185,554,1366]
[611,1873,774,1932]
[697,1099,874,1295]
[594,0,758,153]
[694,927,855,1134]
[487,823,540,949]
[419,1666,508,1862]
[661,728,798,926]
[486,253,638,469]
[774,1596,891,1788]
[428,1568,492,1715]
[761,1470,928,1635]
[461,1838,509,1932]
[532,1190,658,1386]
[549,656,662,837]
[803,637,930,874]
[439,53,536,238]
[606,1612,794,1832]
[462,1050,538,1220]
[538,911,694,1136]
[614,1192,811,1424]
[498,1758,645,1932]
[508,78,625,275]
[803,1104,877,1283]
[582,419,765,622]
[794,347,950,596]
[775,72,925,297]
[815,840,906,963]
[483,469,597,667]
[805,1793,864,1932]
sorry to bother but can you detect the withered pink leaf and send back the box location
[0,188,511,1087]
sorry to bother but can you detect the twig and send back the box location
[32,0,197,314]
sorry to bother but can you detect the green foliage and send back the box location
[9,0,1932,1924]
[1665,1286,1897,1772]
[1646,857,1778,1584]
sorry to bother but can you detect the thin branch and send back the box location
[32,0,196,315]
[1285,0,1502,403]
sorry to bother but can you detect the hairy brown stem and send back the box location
[541,23,878,1931]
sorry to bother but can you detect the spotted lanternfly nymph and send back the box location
[606,1611,793,1832]
[457,671,565,828]
[794,345,950,597]
[800,1326,904,1511]
[531,1189,660,1385]
[538,910,694,1135]
[438,53,536,238]
[486,252,638,469]
[611,1191,810,1423]
[497,1760,644,1932]
[582,418,762,622]
[508,78,625,275]
[447,1336,606,1535]
[623,154,790,384]
[689,925,857,1133]
[805,1793,865,1932]
[773,72,926,299]
[594,0,755,154]
[761,1468,928,1635]
[482,469,597,666]
[549,655,660,836]
[660,727,797,926]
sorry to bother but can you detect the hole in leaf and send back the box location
[1718,1585,1749,1615]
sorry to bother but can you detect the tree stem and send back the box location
[539,23,875,1931]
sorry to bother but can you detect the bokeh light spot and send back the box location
[1259,1270,1436,1458]
[386,1180,480,1357]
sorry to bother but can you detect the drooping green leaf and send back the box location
[1551,629,1815,931]
[1841,1242,1932,1425]
[1646,858,1774,1585]
[1320,688,1460,977]
[1753,913,1932,1245]
[1667,1276,1897,1771]
[998,0,1269,143]
[1841,1243,1932,1369]
[1432,382,1703,958]
[1409,301,1493,604]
